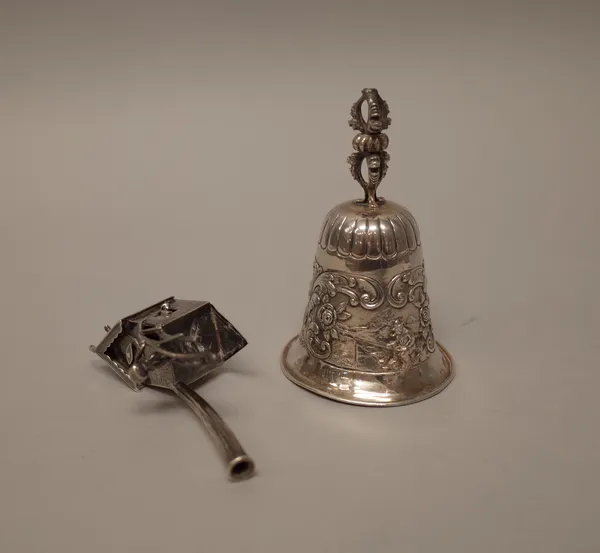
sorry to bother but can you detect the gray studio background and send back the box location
[1,1,599,552]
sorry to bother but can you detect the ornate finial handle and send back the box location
[347,88,391,207]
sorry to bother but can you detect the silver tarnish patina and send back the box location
[281,88,455,406]
[90,297,255,481]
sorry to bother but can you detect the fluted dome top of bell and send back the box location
[318,199,421,261]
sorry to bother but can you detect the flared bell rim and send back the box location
[281,335,455,407]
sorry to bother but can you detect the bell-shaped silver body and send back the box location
[281,88,455,406]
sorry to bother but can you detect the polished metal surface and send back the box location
[282,88,455,406]
[90,297,255,481]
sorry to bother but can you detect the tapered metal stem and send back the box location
[173,381,255,481]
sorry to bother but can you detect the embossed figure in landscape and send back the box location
[301,262,435,373]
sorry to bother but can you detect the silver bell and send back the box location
[281,88,455,406]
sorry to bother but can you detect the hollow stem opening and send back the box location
[228,456,255,481]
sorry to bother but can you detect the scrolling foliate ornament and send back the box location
[387,265,426,308]
[301,269,386,361]
[301,262,435,365]
[386,263,436,364]
[388,263,436,355]
[357,263,436,371]
[303,287,350,360]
